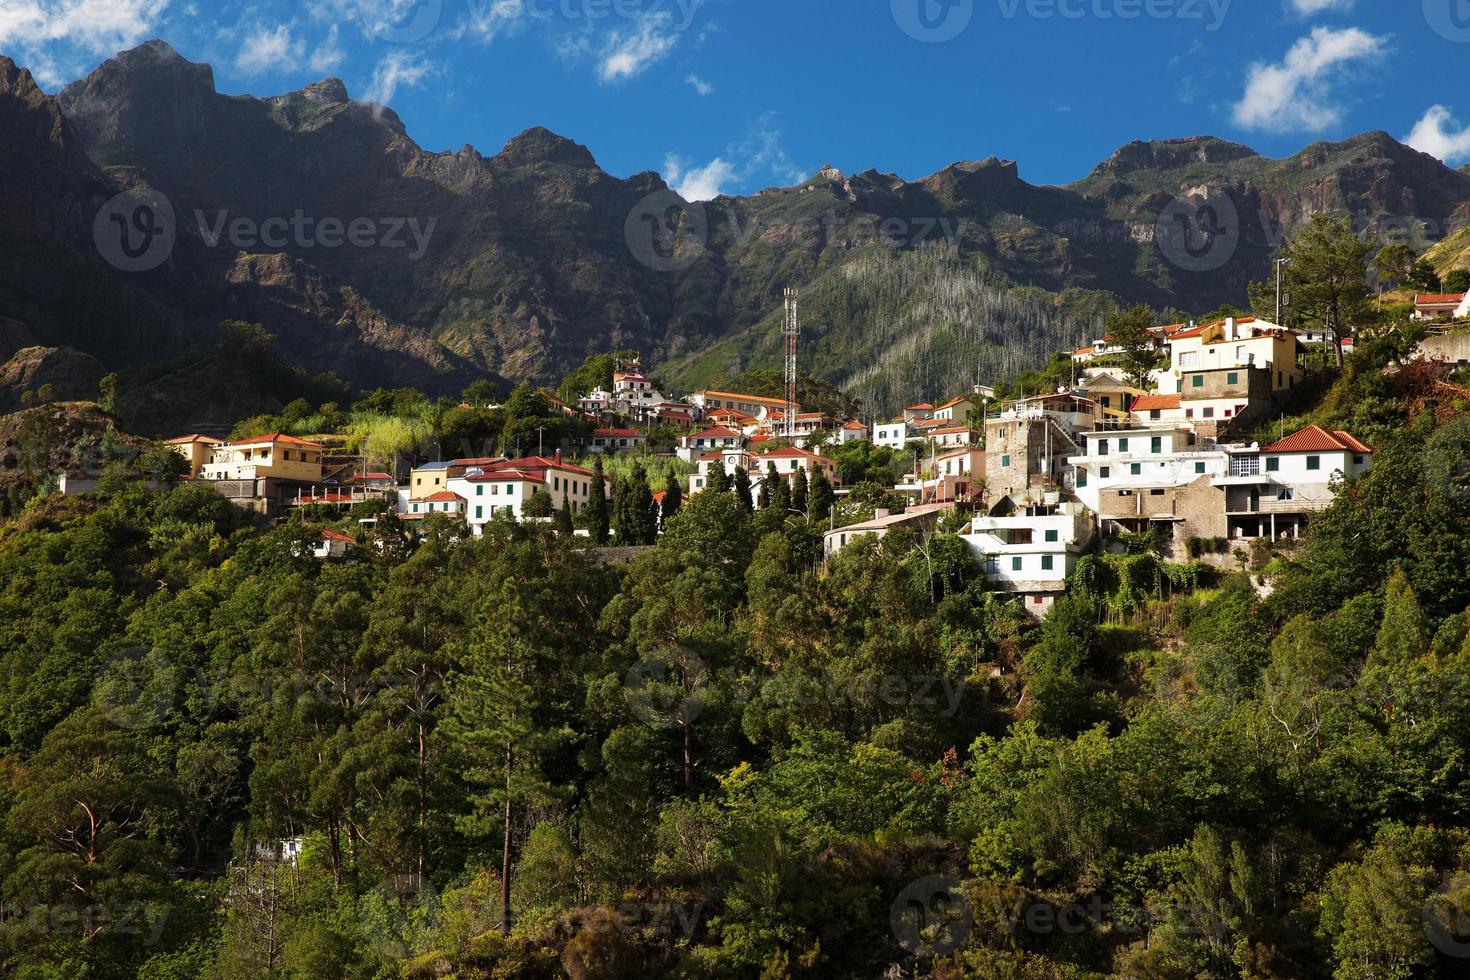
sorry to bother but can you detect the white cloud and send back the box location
[236,24,303,75]
[665,155,735,201]
[361,50,435,105]
[1232,26,1388,133]
[1405,105,1470,166]
[0,0,169,54]
[457,0,525,42]
[598,14,680,83]
[686,73,713,96]
[310,25,344,73]
[1289,0,1353,14]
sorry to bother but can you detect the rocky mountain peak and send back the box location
[494,127,598,168]
[1088,136,1260,178]
[301,77,350,103]
[0,57,45,103]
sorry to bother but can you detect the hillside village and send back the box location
[118,286,1468,617]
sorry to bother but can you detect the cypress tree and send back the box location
[809,469,835,522]
[1370,565,1427,669]
[705,460,731,494]
[662,472,683,526]
[791,468,809,516]
[556,493,574,536]
[734,466,754,513]
[588,456,610,545]
[766,462,790,514]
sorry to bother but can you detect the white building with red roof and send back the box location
[587,428,647,454]
[445,452,598,532]
[1413,293,1469,322]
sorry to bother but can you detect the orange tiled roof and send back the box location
[1132,394,1182,412]
[1415,293,1466,305]
[1263,425,1373,455]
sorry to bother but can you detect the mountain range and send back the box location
[2,40,1469,432]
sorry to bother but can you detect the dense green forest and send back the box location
[4,337,1470,979]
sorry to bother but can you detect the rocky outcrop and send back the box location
[0,346,106,412]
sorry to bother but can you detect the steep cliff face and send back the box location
[5,42,1470,423]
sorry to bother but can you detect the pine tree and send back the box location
[556,493,574,536]
[734,466,754,512]
[791,468,809,516]
[587,456,610,545]
[809,469,835,522]
[1370,566,1427,669]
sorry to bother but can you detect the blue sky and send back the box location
[4,0,1470,196]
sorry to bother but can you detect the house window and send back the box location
[1042,556,1055,571]
[1203,408,1215,419]
[1181,351,1198,368]
[1185,409,1195,419]
[1150,410,1161,420]
[1045,529,1059,543]
[1077,470,1088,488]
[477,486,484,496]
[1119,438,1129,452]
[1192,375,1204,388]
[1151,437,1162,454]
[1278,488,1296,500]
[1098,439,1109,455]
[1227,372,1238,385]
[1011,557,1023,572]
[1001,455,1011,468]
[475,507,483,519]
[1195,462,1206,474]
[1306,456,1321,471]
[506,484,516,495]
[1353,454,1366,465]
[1130,464,1141,475]
[1266,457,1280,472]
[1100,467,1111,479]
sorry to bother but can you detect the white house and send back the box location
[1412,293,1469,322]
[1070,426,1230,515]
[962,498,1094,616]
[678,425,745,462]
[587,428,647,454]
[1214,426,1373,541]
[838,420,869,444]
[822,503,953,558]
[872,419,918,449]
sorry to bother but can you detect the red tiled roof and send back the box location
[1073,346,1095,356]
[495,456,595,477]
[1416,293,1466,305]
[464,469,542,483]
[321,530,355,543]
[165,434,222,444]
[452,457,503,467]
[593,428,643,439]
[842,420,867,429]
[1263,425,1373,455]
[354,471,393,481]
[686,426,741,440]
[906,403,934,411]
[233,433,325,448]
[416,491,466,503]
[1132,394,1182,412]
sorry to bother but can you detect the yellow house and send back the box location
[164,434,221,478]
[201,434,326,482]
[1167,318,1302,394]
